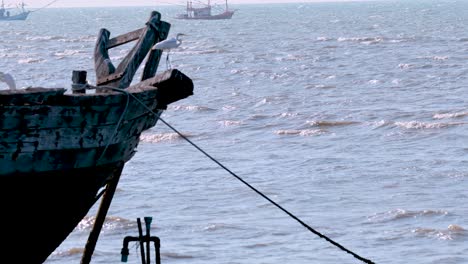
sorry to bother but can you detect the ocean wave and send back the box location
[274,54,304,62]
[59,35,97,43]
[308,84,336,89]
[278,112,299,118]
[432,56,449,61]
[230,68,244,74]
[0,50,31,58]
[417,55,449,61]
[140,133,183,143]
[316,36,333,41]
[14,31,28,36]
[275,129,325,136]
[244,241,281,249]
[169,105,215,111]
[18,57,45,64]
[50,247,84,257]
[109,55,125,61]
[179,49,226,55]
[412,224,466,240]
[337,36,384,44]
[161,252,194,259]
[219,120,242,126]
[306,120,360,127]
[398,63,412,69]
[371,119,467,130]
[367,209,449,223]
[26,35,66,41]
[254,98,270,107]
[419,64,433,69]
[320,36,416,44]
[222,105,237,111]
[247,114,272,120]
[371,120,391,129]
[76,215,132,231]
[202,223,242,232]
[394,121,466,129]
[53,49,85,57]
[269,72,289,80]
[388,39,406,43]
[433,111,468,119]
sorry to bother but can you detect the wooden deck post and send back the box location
[72,70,87,94]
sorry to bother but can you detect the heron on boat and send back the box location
[153,33,186,69]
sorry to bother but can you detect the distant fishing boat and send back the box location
[176,0,235,20]
[0,0,30,21]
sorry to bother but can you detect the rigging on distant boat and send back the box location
[0,0,29,20]
[0,0,58,21]
[176,0,235,20]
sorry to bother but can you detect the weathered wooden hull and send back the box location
[0,69,193,263]
[0,86,162,173]
[1,163,123,263]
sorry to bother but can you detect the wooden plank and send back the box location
[0,108,163,152]
[63,85,158,105]
[128,69,194,109]
[94,28,116,85]
[0,136,141,175]
[0,93,159,130]
[0,87,65,95]
[0,88,65,105]
[96,72,124,86]
[0,102,153,130]
[107,27,146,49]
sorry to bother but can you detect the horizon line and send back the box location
[25,0,379,9]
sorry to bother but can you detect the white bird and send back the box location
[0,72,16,90]
[153,33,186,69]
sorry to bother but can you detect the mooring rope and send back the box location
[30,0,60,13]
[83,85,375,264]
[156,119,376,264]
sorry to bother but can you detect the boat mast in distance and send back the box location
[0,0,59,21]
[176,0,235,20]
[0,0,30,21]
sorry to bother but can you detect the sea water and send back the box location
[1,1,467,263]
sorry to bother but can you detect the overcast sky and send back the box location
[23,0,378,8]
